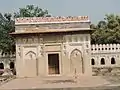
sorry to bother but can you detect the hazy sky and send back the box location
[0,0,120,23]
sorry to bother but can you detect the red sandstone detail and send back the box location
[15,16,89,24]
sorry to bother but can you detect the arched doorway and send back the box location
[70,49,83,76]
[91,58,95,65]
[101,58,105,65]
[10,62,14,69]
[9,62,16,75]
[0,63,4,69]
[111,57,115,64]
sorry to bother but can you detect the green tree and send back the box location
[0,5,51,55]
[14,5,51,18]
[0,13,15,55]
[91,14,120,44]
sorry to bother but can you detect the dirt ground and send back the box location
[0,76,120,90]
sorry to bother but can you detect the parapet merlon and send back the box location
[15,16,90,25]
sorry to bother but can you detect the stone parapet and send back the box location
[91,44,120,54]
[15,16,90,25]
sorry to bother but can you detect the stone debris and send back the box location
[2,68,13,76]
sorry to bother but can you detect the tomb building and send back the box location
[10,16,93,77]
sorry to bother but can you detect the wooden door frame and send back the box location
[46,52,62,76]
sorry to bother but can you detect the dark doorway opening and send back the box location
[0,63,4,69]
[10,62,16,75]
[91,59,95,65]
[111,58,115,64]
[10,62,14,69]
[101,58,105,65]
[48,54,60,74]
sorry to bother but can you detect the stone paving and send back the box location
[0,76,119,90]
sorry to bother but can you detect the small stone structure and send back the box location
[91,44,120,75]
[10,16,92,78]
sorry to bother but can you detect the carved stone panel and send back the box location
[28,38,33,44]
[45,45,61,52]
[43,35,62,43]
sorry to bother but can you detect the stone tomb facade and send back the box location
[11,16,93,77]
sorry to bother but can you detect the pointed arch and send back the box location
[25,51,36,60]
[25,51,36,56]
[101,58,105,65]
[111,57,115,64]
[70,49,82,57]
[91,58,95,65]
[70,49,84,75]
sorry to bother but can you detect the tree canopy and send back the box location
[0,13,15,55]
[0,5,51,55]
[14,5,51,18]
[91,14,120,44]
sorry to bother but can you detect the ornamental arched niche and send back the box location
[24,51,38,77]
[25,51,36,60]
[70,49,84,75]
